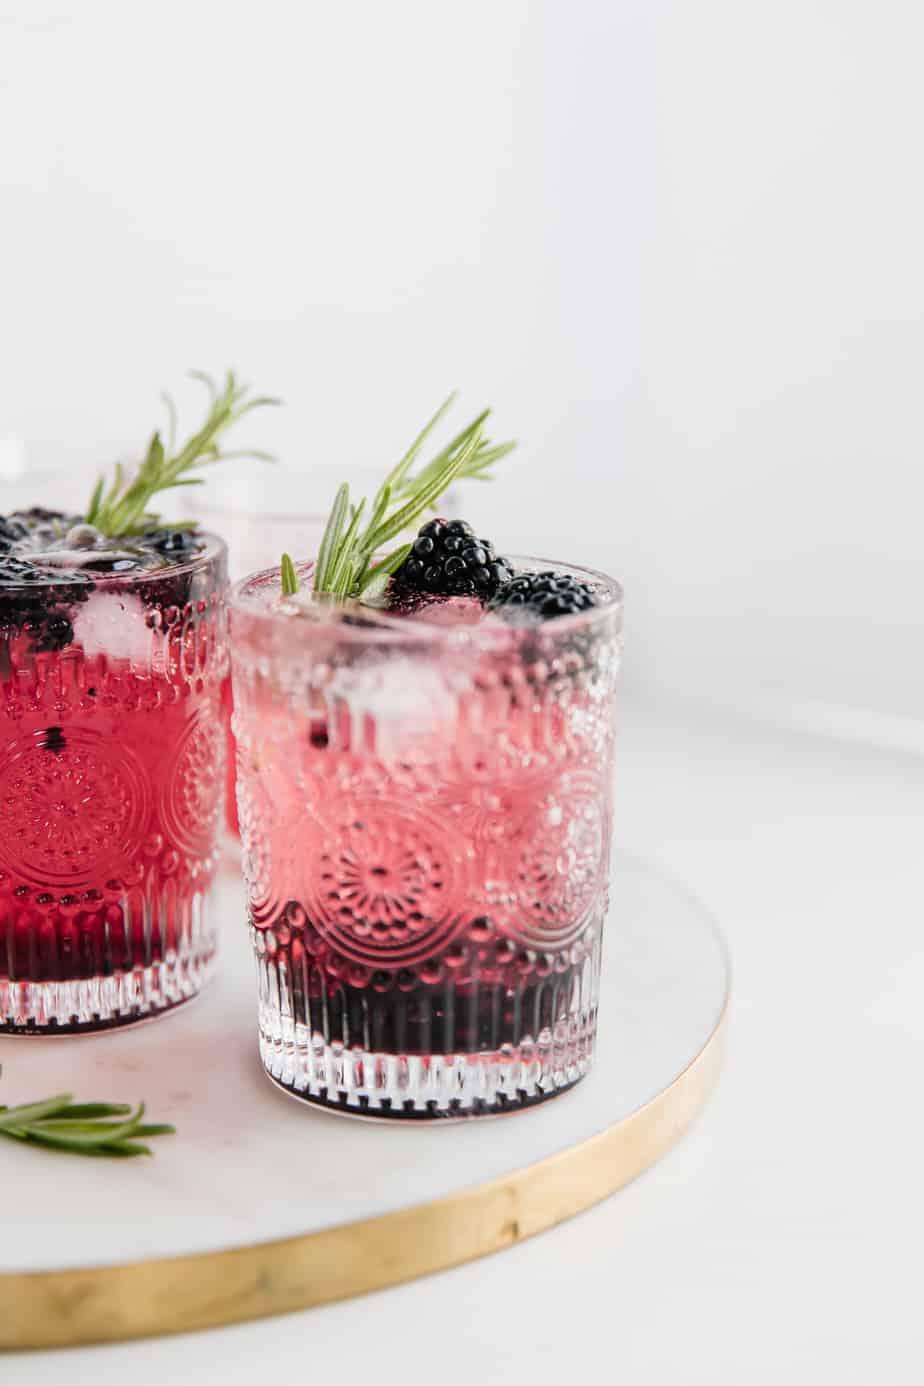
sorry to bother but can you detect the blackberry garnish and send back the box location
[0,539,93,653]
[143,528,202,557]
[393,518,514,600]
[489,571,598,621]
[280,392,516,602]
[0,517,28,545]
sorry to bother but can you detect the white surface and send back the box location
[0,850,726,1272]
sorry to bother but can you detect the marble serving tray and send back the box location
[0,849,729,1350]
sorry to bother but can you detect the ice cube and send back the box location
[72,591,152,666]
[327,655,457,760]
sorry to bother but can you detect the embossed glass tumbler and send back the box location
[0,538,228,1033]
[230,559,622,1118]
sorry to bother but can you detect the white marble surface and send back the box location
[7,696,924,1382]
[0,851,726,1272]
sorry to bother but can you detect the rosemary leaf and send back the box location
[188,368,218,399]
[85,476,104,525]
[355,542,414,601]
[404,410,490,496]
[58,1103,133,1119]
[326,497,366,595]
[0,1095,73,1128]
[280,553,300,596]
[382,390,458,496]
[160,390,179,449]
[313,482,350,594]
[361,483,392,551]
[362,427,481,554]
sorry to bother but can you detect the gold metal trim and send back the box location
[1,1006,727,1351]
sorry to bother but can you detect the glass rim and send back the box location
[229,554,623,647]
[0,531,227,592]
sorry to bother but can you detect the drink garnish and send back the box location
[392,517,514,600]
[488,570,598,619]
[0,1093,175,1158]
[86,369,280,538]
[280,393,515,601]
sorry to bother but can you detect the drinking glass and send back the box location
[0,537,228,1032]
[229,559,622,1118]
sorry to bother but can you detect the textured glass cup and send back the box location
[0,537,228,1033]
[230,560,622,1118]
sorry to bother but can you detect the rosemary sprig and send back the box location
[87,369,280,538]
[0,1094,175,1158]
[283,393,514,601]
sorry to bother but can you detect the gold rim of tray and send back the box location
[1,1001,728,1351]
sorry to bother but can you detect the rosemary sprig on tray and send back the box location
[0,1094,175,1158]
[281,392,515,603]
[87,369,280,538]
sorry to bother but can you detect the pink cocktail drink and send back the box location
[0,510,228,1032]
[230,560,621,1118]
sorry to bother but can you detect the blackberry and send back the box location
[393,518,514,600]
[17,506,67,524]
[0,517,28,545]
[0,555,92,653]
[82,555,145,574]
[36,613,75,652]
[0,556,46,585]
[489,570,598,622]
[142,528,203,558]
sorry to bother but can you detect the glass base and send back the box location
[0,950,216,1034]
[258,1004,597,1119]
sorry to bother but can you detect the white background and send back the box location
[1,2,921,1381]
[3,0,921,724]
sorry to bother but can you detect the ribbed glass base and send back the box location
[1,942,216,1034]
[1,954,216,1034]
[258,1005,597,1118]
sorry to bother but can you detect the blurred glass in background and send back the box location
[186,460,459,580]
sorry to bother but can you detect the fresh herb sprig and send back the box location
[283,393,514,603]
[87,369,280,538]
[0,1094,175,1158]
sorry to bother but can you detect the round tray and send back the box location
[0,849,729,1350]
